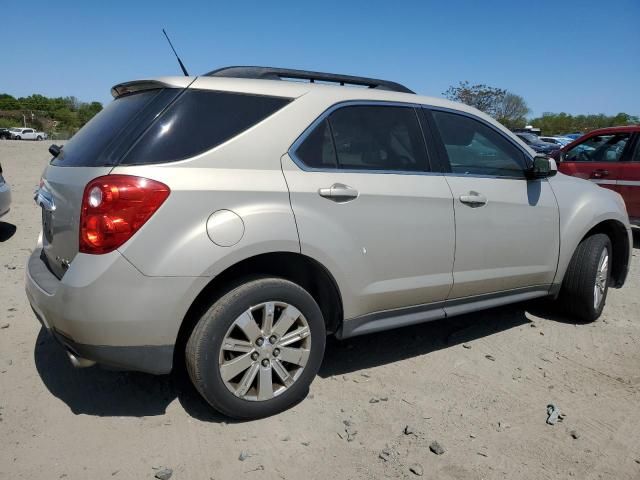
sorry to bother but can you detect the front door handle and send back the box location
[318,183,359,202]
[590,169,609,179]
[459,192,487,207]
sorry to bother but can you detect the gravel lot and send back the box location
[1,141,639,480]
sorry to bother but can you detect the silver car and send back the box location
[0,163,11,218]
[26,67,632,419]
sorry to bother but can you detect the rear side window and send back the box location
[431,110,526,177]
[122,91,291,165]
[294,105,428,172]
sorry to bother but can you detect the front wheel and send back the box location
[186,277,326,419]
[558,233,611,322]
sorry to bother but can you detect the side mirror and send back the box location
[526,155,557,179]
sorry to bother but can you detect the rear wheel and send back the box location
[36,135,42,141]
[186,277,326,419]
[558,233,611,322]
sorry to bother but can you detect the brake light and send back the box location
[79,175,170,254]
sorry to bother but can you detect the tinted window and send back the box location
[565,133,630,162]
[122,90,291,165]
[295,119,337,169]
[328,106,428,172]
[52,89,179,167]
[432,111,526,177]
[633,137,640,162]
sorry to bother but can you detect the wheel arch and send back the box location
[173,251,344,369]
[581,219,630,288]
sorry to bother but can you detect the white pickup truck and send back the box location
[9,128,48,141]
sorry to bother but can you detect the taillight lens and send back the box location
[79,175,170,254]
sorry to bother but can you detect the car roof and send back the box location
[580,125,640,135]
[111,74,537,156]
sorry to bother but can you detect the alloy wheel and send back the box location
[219,301,311,401]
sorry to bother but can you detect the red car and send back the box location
[554,126,640,225]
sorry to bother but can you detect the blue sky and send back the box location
[2,0,639,117]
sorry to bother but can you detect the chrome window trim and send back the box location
[288,100,537,180]
[288,100,439,176]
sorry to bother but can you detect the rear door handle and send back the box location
[318,183,359,202]
[591,169,609,179]
[459,192,487,207]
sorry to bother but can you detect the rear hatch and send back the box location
[38,78,293,278]
[38,86,182,278]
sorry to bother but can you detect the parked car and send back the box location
[0,162,11,218]
[0,128,12,140]
[26,66,632,419]
[563,133,583,140]
[553,125,640,225]
[514,132,560,154]
[540,136,573,147]
[10,128,47,140]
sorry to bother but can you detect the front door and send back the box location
[282,103,455,320]
[426,108,560,299]
[559,131,635,192]
[617,134,640,221]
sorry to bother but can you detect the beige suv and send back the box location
[26,66,632,419]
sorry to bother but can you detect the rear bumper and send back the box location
[25,245,206,374]
[0,182,11,218]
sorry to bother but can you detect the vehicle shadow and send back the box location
[0,221,16,242]
[33,327,228,423]
[34,306,532,421]
[319,305,530,378]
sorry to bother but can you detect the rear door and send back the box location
[559,132,634,191]
[425,108,560,299]
[282,103,455,320]
[617,133,640,221]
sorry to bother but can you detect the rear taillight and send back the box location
[79,175,170,254]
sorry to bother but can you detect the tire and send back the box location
[36,136,42,141]
[15,136,21,140]
[558,233,611,322]
[186,277,326,419]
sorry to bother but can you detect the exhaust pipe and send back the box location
[66,350,96,368]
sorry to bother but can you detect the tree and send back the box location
[443,81,530,128]
[529,112,639,135]
[495,93,530,129]
[443,81,507,118]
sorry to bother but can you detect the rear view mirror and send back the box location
[526,155,556,179]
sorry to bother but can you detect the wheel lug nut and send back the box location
[269,335,277,344]
[255,338,264,347]
[273,348,280,357]
[261,359,270,367]
[251,352,259,361]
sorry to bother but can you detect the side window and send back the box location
[431,110,526,177]
[565,134,630,163]
[328,106,428,172]
[294,119,337,169]
[633,136,640,162]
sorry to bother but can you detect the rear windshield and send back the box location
[51,89,179,167]
[52,89,291,167]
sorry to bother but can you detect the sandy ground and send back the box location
[0,140,639,480]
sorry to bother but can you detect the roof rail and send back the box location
[204,66,415,94]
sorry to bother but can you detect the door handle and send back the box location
[591,169,609,179]
[318,183,359,202]
[459,192,487,207]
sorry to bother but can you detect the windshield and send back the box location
[518,133,539,143]
[9,128,21,132]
